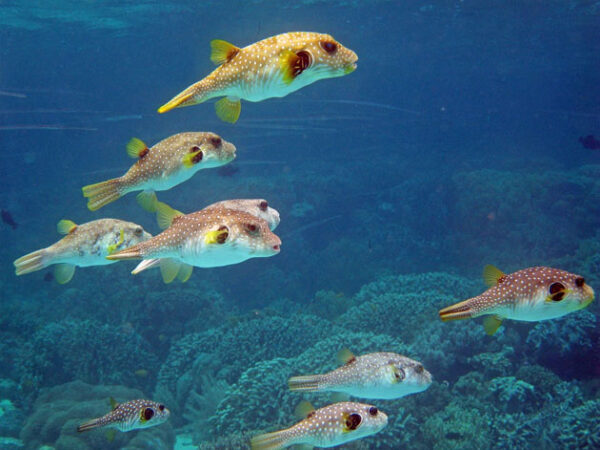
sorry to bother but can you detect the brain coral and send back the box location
[20,380,174,450]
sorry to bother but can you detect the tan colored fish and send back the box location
[158,32,358,123]
[77,398,169,433]
[82,132,236,211]
[250,401,387,449]
[13,218,151,284]
[138,192,280,231]
[107,207,281,283]
[439,265,595,335]
[288,349,432,400]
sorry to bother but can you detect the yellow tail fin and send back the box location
[14,249,49,275]
[438,299,474,322]
[288,375,322,392]
[82,178,122,211]
[250,429,292,450]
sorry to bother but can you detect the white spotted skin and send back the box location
[35,219,150,268]
[117,207,281,268]
[78,399,170,433]
[459,267,594,322]
[294,353,432,400]
[204,199,280,231]
[119,132,236,195]
[164,32,358,106]
[261,402,387,448]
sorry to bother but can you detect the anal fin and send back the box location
[54,264,76,284]
[160,258,181,284]
[483,316,503,336]
[215,97,241,123]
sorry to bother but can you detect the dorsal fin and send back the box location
[156,200,184,230]
[210,39,240,65]
[483,264,505,287]
[126,137,149,159]
[294,401,315,419]
[337,348,356,365]
[57,219,77,235]
[109,397,119,410]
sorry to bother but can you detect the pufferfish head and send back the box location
[541,272,595,314]
[134,401,170,429]
[121,222,152,247]
[285,33,358,82]
[338,402,388,440]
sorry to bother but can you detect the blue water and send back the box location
[1,1,599,449]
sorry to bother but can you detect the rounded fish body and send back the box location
[108,207,281,269]
[77,399,170,433]
[289,352,432,400]
[251,402,387,449]
[439,265,595,335]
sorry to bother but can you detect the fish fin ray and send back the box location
[156,200,184,229]
[136,191,158,212]
[483,264,505,287]
[439,298,474,322]
[54,264,75,284]
[215,97,241,123]
[14,249,48,275]
[160,258,181,283]
[126,137,148,158]
[57,219,77,235]
[483,315,503,335]
[82,178,122,211]
[210,39,240,65]
[177,263,193,282]
[288,375,321,392]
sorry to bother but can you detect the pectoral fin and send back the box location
[483,316,503,336]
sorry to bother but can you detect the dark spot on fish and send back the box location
[158,404,165,411]
[368,407,378,416]
[139,148,149,158]
[575,277,585,287]
[414,364,424,374]
[216,225,229,244]
[1,209,17,229]
[549,282,564,295]
[345,413,362,430]
[217,165,239,177]
[210,137,222,147]
[579,135,600,150]
[192,151,203,164]
[293,51,312,77]
[259,200,268,211]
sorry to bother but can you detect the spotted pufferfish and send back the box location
[158,32,358,123]
[439,265,595,335]
[138,192,280,232]
[107,207,281,283]
[288,349,432,400]
[13,218,151,284]
[250,401,387,449]
[82,132,236,211]
[77,398,170,433]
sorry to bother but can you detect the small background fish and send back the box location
[77,398,170,432]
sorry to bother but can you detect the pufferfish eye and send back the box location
[158,404,165,412]
[320,40,338,54]
[134,227,143,236]
[210,137,222,147]
[345,413,362,430]
[244,223,259,235]
[414,364,424,374]
[368,407,378,416]
[259,200,268,211]
[143,408,154,420]
[575,277,585,287]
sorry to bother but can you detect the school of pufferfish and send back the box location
[11,32,595,449]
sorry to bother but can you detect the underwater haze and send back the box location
[1,0,599,449]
